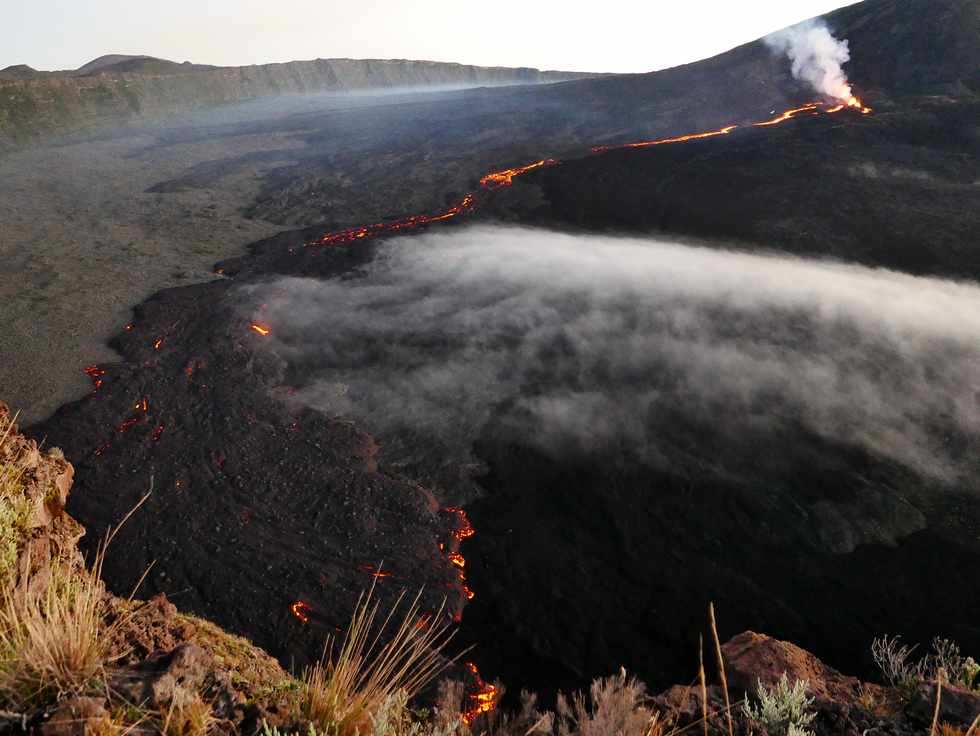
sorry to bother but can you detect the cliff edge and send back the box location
[0,57,591,152]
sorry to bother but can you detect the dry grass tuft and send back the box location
[160,690,218,736]
[298,583,458,736]
[0,549,119,708]
[0,409,34,585]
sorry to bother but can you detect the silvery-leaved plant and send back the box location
[742,673,816,736]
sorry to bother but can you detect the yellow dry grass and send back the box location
[298,582,458,736]
[0,549,116,708]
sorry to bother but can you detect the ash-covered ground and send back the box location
[3,82,694,425]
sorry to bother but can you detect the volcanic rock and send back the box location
[0,401,83,589]
[29,249,469,674]
[721,632,864,704]
[112,644,216,709]
[107,593,198,663]
[906,681,980,728]
[38,697,108,736]
[0,405,297,731]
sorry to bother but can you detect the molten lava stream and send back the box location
[303,99,870,251]
[462,661,499,725]
[440,506,496,721]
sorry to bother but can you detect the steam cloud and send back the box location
[244,227,980,491]
[764,20,855,101]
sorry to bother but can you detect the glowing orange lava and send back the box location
[463,661,499,725]
[480,159,557,189]
[153,338,163,350]
[845,95,873,114]
[302,100,870,251]
[444,507,475,541]
[83,365,106,392]
[358,564,393,579]
[752,102,821,126]
[290,600,312,623]
[115,417,140,433]
[307,193,479,247]
[250,323,271,336]
[592,124,739,153]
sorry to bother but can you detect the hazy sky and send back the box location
[4,0,858,74]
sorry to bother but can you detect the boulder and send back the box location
[113,644,213,708]
[907,681,980,728]
[39,697,107,736]
[721,631,863,704]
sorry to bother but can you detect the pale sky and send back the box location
[3,0,858,74]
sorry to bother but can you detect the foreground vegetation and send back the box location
[1,403,978,735]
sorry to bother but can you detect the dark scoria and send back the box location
[32,237,472,670]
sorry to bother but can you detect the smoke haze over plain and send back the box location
[244,227,980,489]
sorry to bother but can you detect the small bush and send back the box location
[741,674,816,736]
[961,657,979,691]
[871,635,927,694]
[554,667,662,736]
[872,635,978,697]
[927,638,965,683]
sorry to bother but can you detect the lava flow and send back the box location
[307,193,477,247]
[479,159,557,189]
[462,661,499,725]
[278,95,871,723]
[83,365,106,392]
[751,102,821,126]
[444,506,475,541]
[591,124,739,153]
[304,98,870,250]
[290,600,312,624]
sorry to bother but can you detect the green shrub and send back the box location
[741,674,816,736]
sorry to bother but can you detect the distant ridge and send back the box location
[0,64,39,80]
[0,56,595,151]
[73,54,219,76]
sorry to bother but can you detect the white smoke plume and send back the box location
[242,227,980,491]
[765,20,855,102]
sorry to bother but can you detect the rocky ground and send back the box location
[0,84,602,426]
[3,402,977,734]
